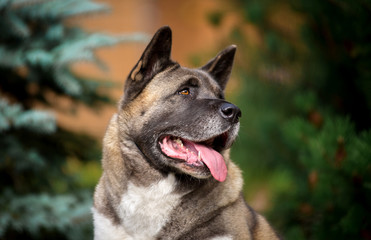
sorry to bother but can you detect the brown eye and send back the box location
[178,89,190,95]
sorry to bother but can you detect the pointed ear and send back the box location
[123,26,175,102]
[201,45,236,91]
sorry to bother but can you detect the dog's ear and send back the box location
[123,26,175,102]
[201,45,236,91]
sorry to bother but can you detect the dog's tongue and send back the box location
[193,143,227,182]
[160,137,227,182]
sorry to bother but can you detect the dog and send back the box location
[93,26,280,240]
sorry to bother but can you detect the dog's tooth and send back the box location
[198,151,201,161]
[174,138,183,147]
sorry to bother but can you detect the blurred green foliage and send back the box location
[0,0,147,239]
[209,0,371,239]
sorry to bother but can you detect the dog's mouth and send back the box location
[159,132,229,182]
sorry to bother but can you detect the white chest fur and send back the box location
[119,173,182,239]
[93,174,182,240]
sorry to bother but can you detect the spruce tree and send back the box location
[0,0,146,239]
[209,0,371,239]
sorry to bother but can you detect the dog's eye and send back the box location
[178,88,190,95]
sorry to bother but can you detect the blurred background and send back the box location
[0,0,370,239]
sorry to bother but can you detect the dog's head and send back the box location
[118,26,241,182]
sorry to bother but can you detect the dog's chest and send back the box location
[118,173,182,239]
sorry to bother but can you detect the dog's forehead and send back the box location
[153,65,222,93]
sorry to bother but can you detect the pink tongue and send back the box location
[193,143,227,182]
[160,137,227,182]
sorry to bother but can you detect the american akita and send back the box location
[93,26,280,240]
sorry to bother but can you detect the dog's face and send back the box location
[118,27,241,182]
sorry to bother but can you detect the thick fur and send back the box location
[93,26,280,240]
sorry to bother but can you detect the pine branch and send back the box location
[0,98,56,133]
[50,32,148,96]
[0,47,24,68]
[54,32,149,67]
[53,68,83,96]
[0,190,92,238]
[25,49,53,70]
[3,11,30,38]
[17,0,109,20]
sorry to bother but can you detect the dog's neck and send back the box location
[102,114,165,188]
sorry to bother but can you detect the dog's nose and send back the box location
[219,102,241,123]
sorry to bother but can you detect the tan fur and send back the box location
[93,26,280,240]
